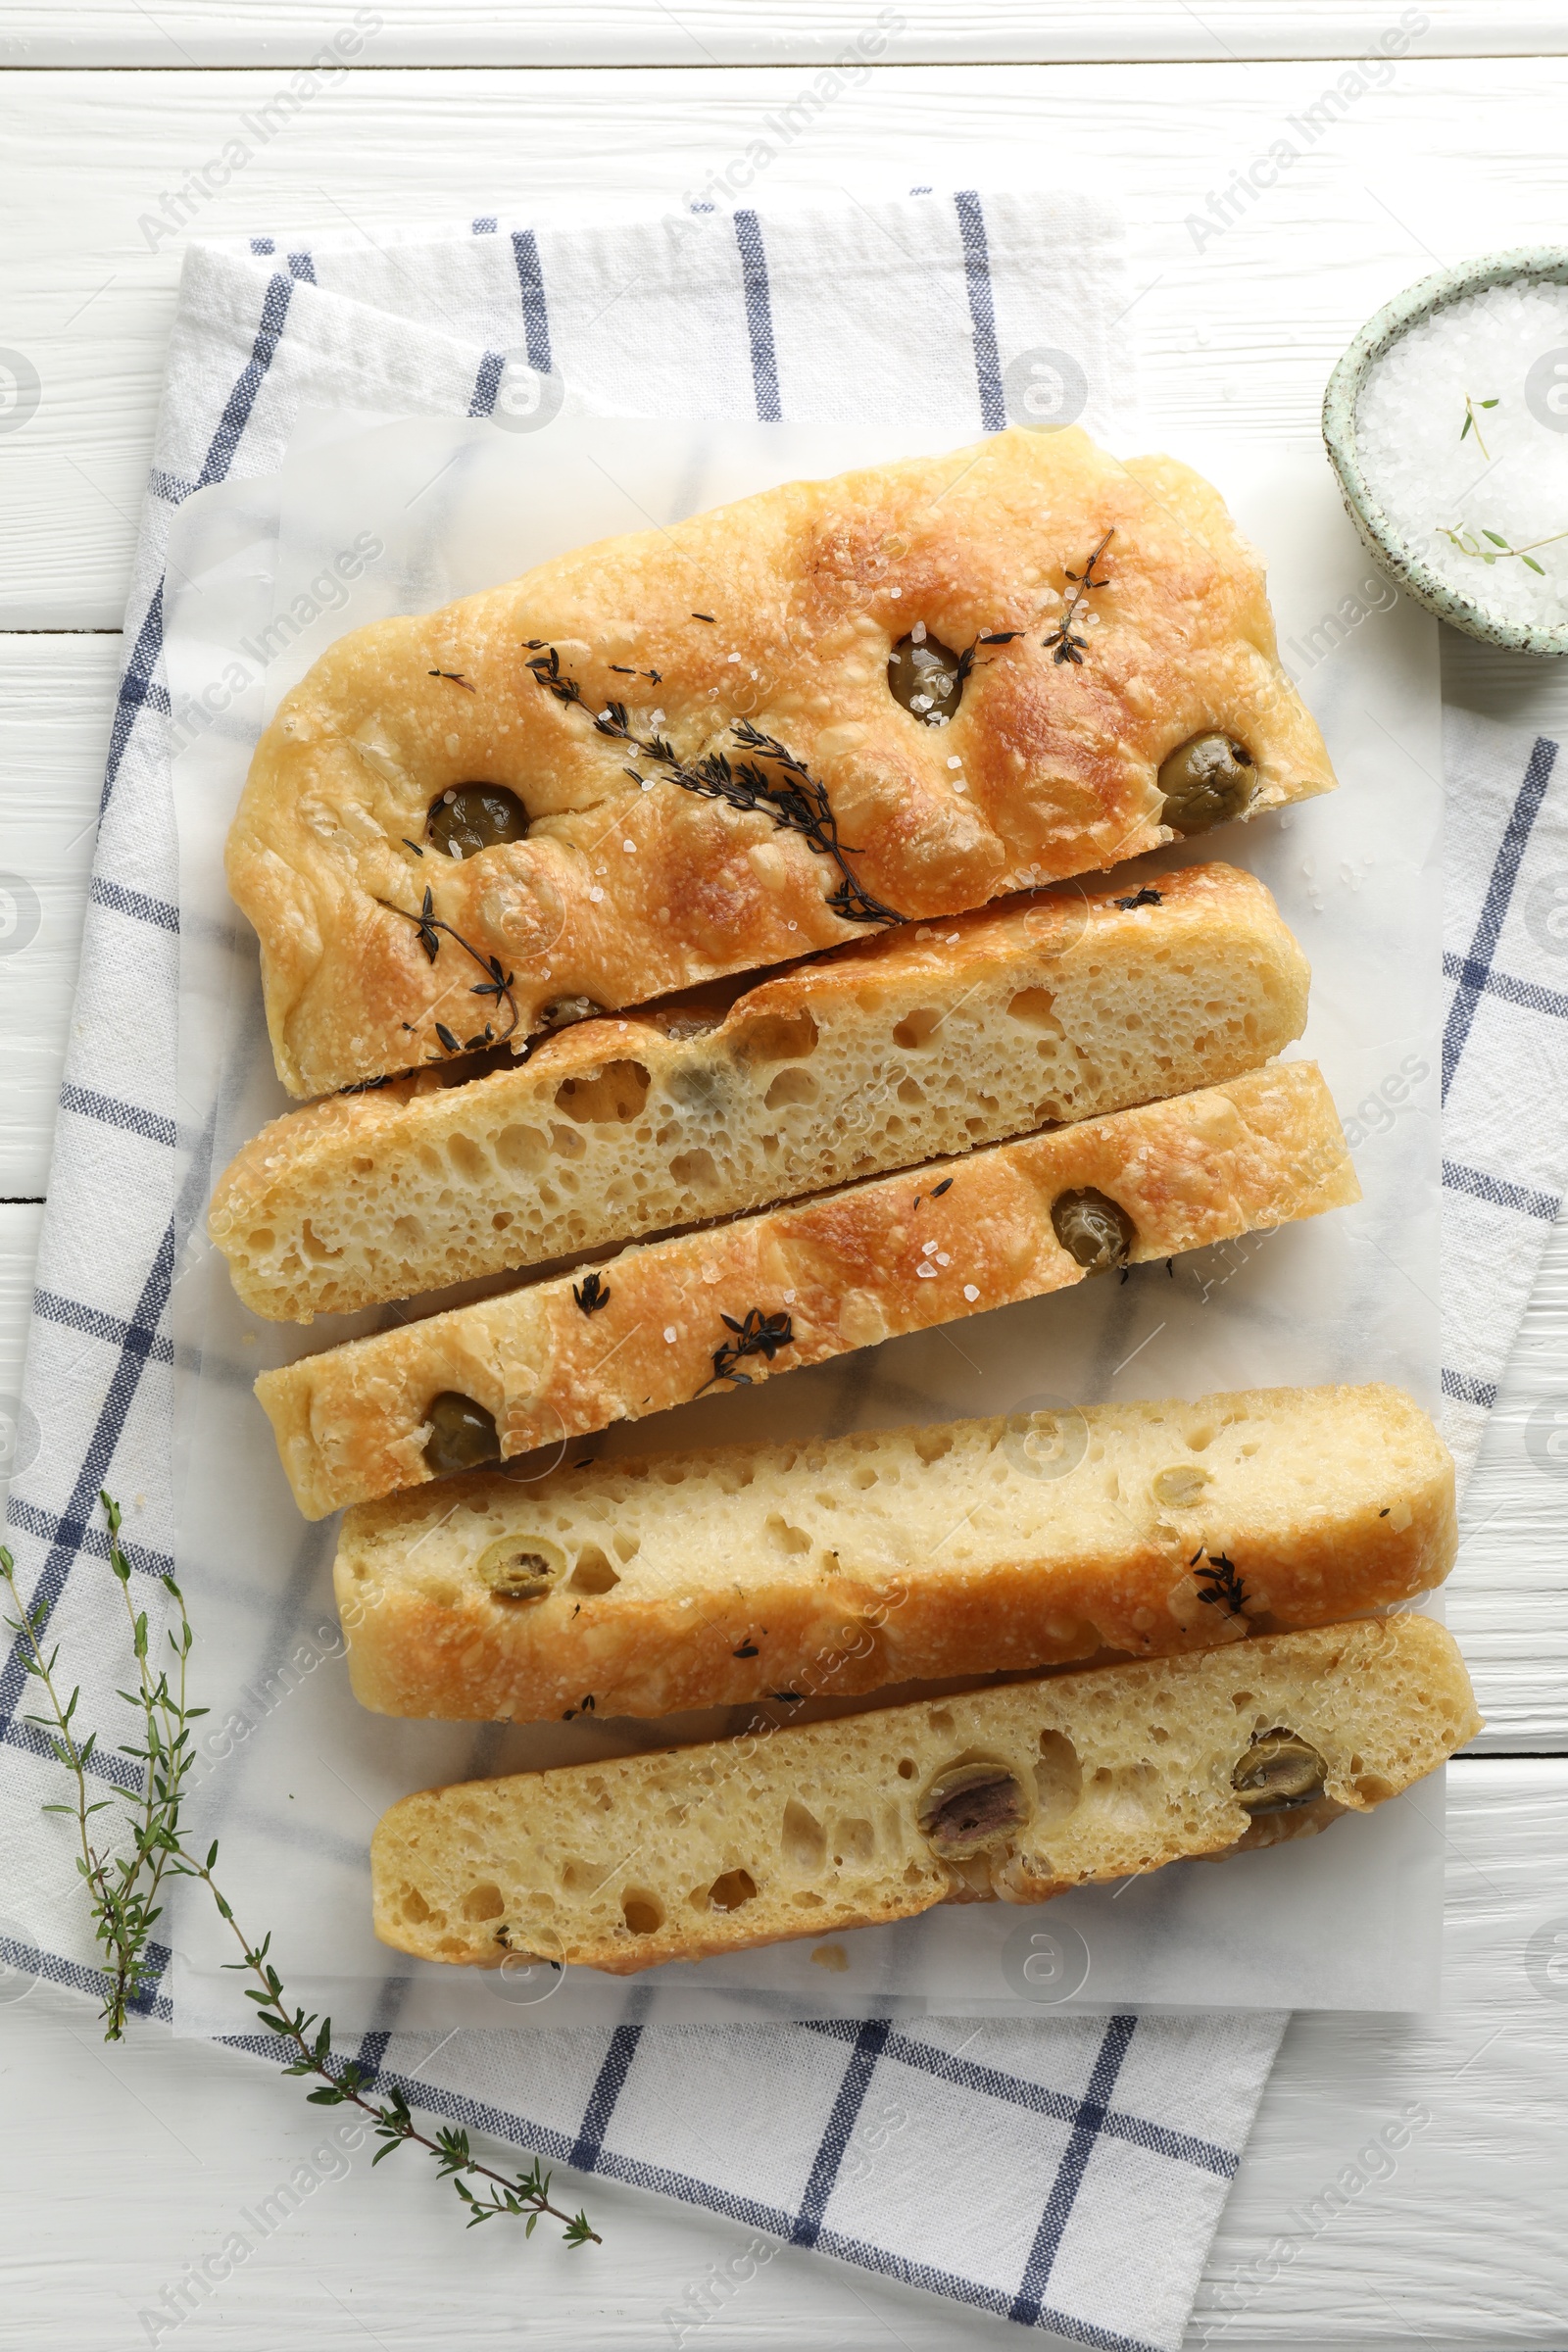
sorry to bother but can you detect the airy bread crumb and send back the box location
[211,863,1307,1321]
[337,1383,1455,1721]
[369,1617,1480,1974]
[257,1059,1359,1519]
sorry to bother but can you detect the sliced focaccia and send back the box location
[210,861,1309,1321]
[228,426,1336,1097]
[256,1060,1358,1519]
[369,1616,1480,1974]
[336,1384,1455,1723]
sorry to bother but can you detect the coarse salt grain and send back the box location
[662,1326,677,1343]
[1356,279,1568,627]
[588,887,605,903]
[916,1263,938,1279]
[963,1283,980,1301]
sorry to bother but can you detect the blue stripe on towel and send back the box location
[1443,1159,1560,1222]
[733,210,783,422]
[791,2017,891,2246]
[1011,2014,1138,2325]
[510,229,553,372]
[469,348,506,417]
[955,189,1006,431]
[1443,736,1559,1102]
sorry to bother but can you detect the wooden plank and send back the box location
[7,57,1568,625]
[1200,1757,1567,2344]
[0,637,117,1200]
[0,1756,1550,2346]
[4,2,1566,70]
[1452,1214,1568,1754]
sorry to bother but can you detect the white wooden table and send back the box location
[3,11,1568,2345]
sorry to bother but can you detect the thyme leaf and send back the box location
[571,1270,612,1316]
[1459,393,1499,460]
[0,1501,598,2251]
[1192,1547,1250,1620]
[697,1306,796,1394]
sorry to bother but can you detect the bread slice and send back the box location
[336,1384,1455,1723]
[211,862,1309,1323]
[258,1059,1358,1519]
[369,1616,1480,1973]
[226,425,1337,1097]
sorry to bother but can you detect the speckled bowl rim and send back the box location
[1322,247,1568,657]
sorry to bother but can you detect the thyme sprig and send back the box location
[1192,1546,1250,1619]
[0,1498,597,2250]
[1436,522,1568,578]
[375,885,520,1057]
[1042,528,1114,666]
[698,1306,796,1394]
[1459,393,1498,460]
[524,644,901,926]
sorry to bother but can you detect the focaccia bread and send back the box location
[228,426,1337,1097]
[257,1059,1358,1519]
[370,1615,1480,1973]
[336,1384,1456,1722]
[211,861,1310,1322]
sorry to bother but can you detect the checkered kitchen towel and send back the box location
[1440,709,1568,1488]
[2,191,1559,2349]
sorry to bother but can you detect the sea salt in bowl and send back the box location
[1323,250,1568,654]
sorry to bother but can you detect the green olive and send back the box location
[1232,1731,1328,1814]
[917,1763,1031,1857]
[1052,1188,1136,1274]
[539,996,608,1032]
[427,784,530,859]
[475,1536,561,1601]
[423,1392,501,1477]
[1157,733,1255,835]
[888,631,963,725]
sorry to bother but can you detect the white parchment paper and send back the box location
[164,416,1446,2033]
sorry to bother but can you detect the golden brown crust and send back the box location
[256,1060,1359,1518]
[227,427,1337,1097]
[209,861,1310,1320]
[335,1384,1456,1722]
[368,1616,1481,1973]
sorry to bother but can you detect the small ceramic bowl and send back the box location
[1322,246,1568,656]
